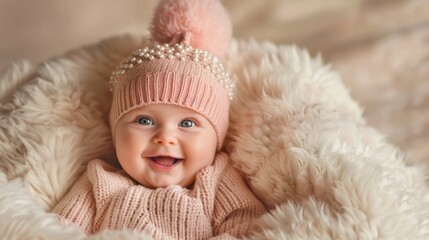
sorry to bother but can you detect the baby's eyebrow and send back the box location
[181,112,204,118]
[131,108,154,115]
[130,112,150,117]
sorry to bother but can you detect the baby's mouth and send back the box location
[150,156,182,167]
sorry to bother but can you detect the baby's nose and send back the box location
[152,133,178,145]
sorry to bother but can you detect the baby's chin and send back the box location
[140,177,195,189]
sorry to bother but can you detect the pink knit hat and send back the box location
[109,0,233,150]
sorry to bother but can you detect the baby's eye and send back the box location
[136,116,154,125]
[179,119,196,128]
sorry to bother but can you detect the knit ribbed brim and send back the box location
[109,58,230,150]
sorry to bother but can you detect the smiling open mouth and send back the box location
[150,156,182,167]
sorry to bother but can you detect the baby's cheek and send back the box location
[194,137,216,154]
[117,129,142,148]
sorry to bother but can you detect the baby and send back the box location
[52,0,266,239]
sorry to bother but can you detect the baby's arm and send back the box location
[52,159,134,234]
[212,164,266,238]
[52,174,96,234]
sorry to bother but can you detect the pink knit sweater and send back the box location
[53,153,265,239]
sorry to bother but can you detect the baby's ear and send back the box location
[112,130,117,148]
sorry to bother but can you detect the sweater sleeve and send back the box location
[52,159,133,234]
[212,164,266,238]
[52,173,96,234]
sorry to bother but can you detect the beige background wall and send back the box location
[1,0,427,69]
[0,0,154,69]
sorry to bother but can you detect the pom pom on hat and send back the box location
[150,0,232,58]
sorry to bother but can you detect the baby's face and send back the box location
[114,104,218,188]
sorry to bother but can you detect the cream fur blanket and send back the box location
[0,35,428,239]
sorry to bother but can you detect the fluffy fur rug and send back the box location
[1,35,428,239]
